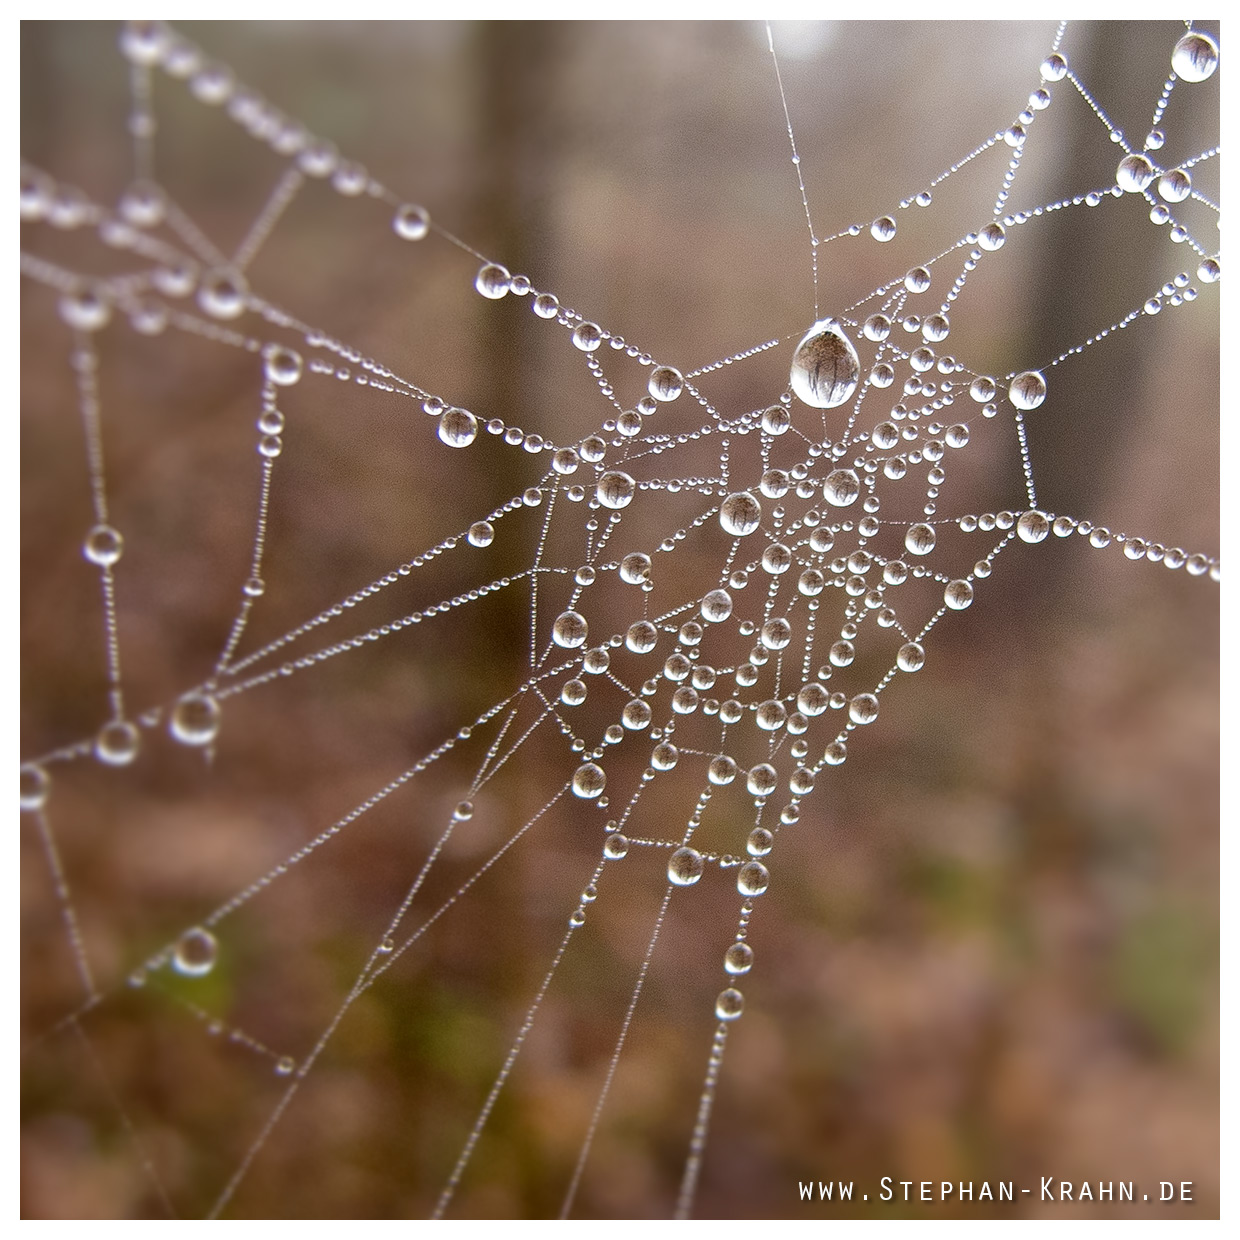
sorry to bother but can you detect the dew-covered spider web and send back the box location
[20,19,1220,1220]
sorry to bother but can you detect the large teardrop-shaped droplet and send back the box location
[789,319,860,409]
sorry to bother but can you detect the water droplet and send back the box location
[761,619,792,651]
[870,215,897,242]
[848,693,879,725]
[1040,52,1068,81]
[20,763,49,811]
[1198,258,1220,284]
[95,720,140,766]
[905,523,936,555]
[720,492,762,536]
[790,320,860,409]
[173,927,218,977]
[708,755,738,786]
[572,762,606,799]
[198,268,248,319]
[823,740,847,766]
[944,579,974,610]
[614,552,650,586]
[761,405,791,435]
[651,742,679,771]
[1172,30,1218,82]
[438,407,478,447]
[119,20,168,64]
[798,569,825,597]
[530,292,560,319]
[897,642,925,673]
[572,322,602,352]
[649,366,683,401]
[393,203,430,240]
[968,377,995,404]
[83,524,123,567]
[746,764,778,797]
[118,179,165,229]
[622,699,652,730]
[552,610,588,649]
[978,221,1006,251]
[1008,370,1047,411]
[475,263,511,299]
[274,1056,296,1077]
[59,288,111,332]
[21,167,54,220]
[715,988,745,1021]
[759,469,789,500]
[755,700,787,732]
[1157,168,1192,203]
[745,829,774,861]
[724,942,754,975]
[622,622,657,656]
[616,410,642,437]
[597,471,636,509]
[1116,153,1156,193]
[663,654,690,683]
[922,314,950,343]
[150,260,197,299]
[129,298,169,335]
[863,314,891,344]
[869,422,898,451]
[264,346,302,386]
[1016,510,1050,543]
[191,61,235,106]
[170,692,220,746]
[584,647,610,674]
[560,679,588,707]
[668,846,704,886]
[823,469,860,507]
[468,521,495,547]
[737,861,770,897]
[904,266,931,294]
[793,684,826,717]
[604,833,630,859]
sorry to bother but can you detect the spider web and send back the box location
[20,19,1220,1221]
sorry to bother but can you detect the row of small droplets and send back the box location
[961,512,1220,579]
[68,326,141,770]
[118,21,692,408]
[1042,266,1215,376]
[127,701,513,1024]
[209,363,300,687]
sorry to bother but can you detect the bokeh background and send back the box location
[21,20,1219,1220]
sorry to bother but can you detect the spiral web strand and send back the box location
[20,20,1219,1220]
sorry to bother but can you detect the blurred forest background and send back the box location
[21,21,1219,1220]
